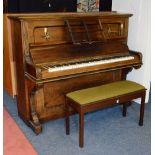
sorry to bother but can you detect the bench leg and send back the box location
[122,103,127,117]
[79,111,84,148]
[139,93,146,126]
[65,101,70,135]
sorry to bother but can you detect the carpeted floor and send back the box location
[3,91,151,155]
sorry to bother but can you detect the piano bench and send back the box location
[65,80,146,148]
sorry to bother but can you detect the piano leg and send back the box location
[122,101,133,117]
[29,87,42,135]
[65,98,70,135]
[139,92,146,126]
[79,111,84,148]
[122,103,127,117]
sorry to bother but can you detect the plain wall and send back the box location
[112,0,151,103]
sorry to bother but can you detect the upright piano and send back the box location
[8,12,142,134]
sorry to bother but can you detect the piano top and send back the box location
[7,12,133,20]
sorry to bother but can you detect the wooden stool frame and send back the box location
[65,89,146,148]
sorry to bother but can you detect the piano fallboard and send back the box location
[29,41,129,65]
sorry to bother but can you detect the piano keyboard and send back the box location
[47,56,134,72]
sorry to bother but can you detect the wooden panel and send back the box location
[20,14,130,56]
[10,19,30,122]
[34,70,122,121]
[3,14,17,97]
[33,26,70,44]
[30,42,129,65]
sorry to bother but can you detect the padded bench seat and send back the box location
[66,80,145,105]
[65,80,146,148]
